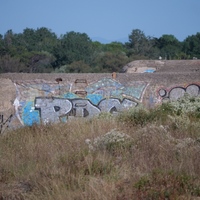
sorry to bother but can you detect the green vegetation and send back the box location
[0,98,200,199]
[0,28,200,73]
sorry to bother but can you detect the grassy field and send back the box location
[0,99,200,199]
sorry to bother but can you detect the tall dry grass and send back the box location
[0,104,200,199]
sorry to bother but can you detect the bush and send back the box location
[134,170,200,199]
[117,103,174,127]
[117,105,154,127]
[169,93,200,115]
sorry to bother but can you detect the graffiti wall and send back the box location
[11,78,148,126]
[0,76,200,131]
[158,83,200,102]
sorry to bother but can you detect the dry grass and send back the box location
[0,107,200,200]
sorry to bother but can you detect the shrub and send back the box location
[117,105,154,127]
[169,93,200,115]
[134,170,200,199]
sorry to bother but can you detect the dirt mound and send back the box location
[123,60,200,73]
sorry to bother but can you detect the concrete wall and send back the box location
[0,71,200,133]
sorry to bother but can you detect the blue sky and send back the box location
[0,0,199,43]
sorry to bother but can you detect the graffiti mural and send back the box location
[12,78,148,125]
[1,76,200,129]
[0,114,13,134]
[21,97,138,124]
[158,83,200,102]
[33,97,137,124]
[85,78,148,104]
[35,98,72,124]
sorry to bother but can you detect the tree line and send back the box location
[0,27,199,73]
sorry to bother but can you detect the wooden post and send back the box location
[112,72,116,79]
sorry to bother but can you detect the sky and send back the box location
[0,0,200,43]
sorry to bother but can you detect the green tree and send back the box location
[0,34,7,56]
[103,42,126,53]
[182,32,200,58]
[157,34,182,59]
[35,27,58,52]
[125,29,155,58]
[21,28,37,51]
[92,51,128,73]
[53,31,93,68]
[20,27,58,53]
[0,54,26,73]
[3,30,14,47]
[56,60,91,73]
[19,51,55,73]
